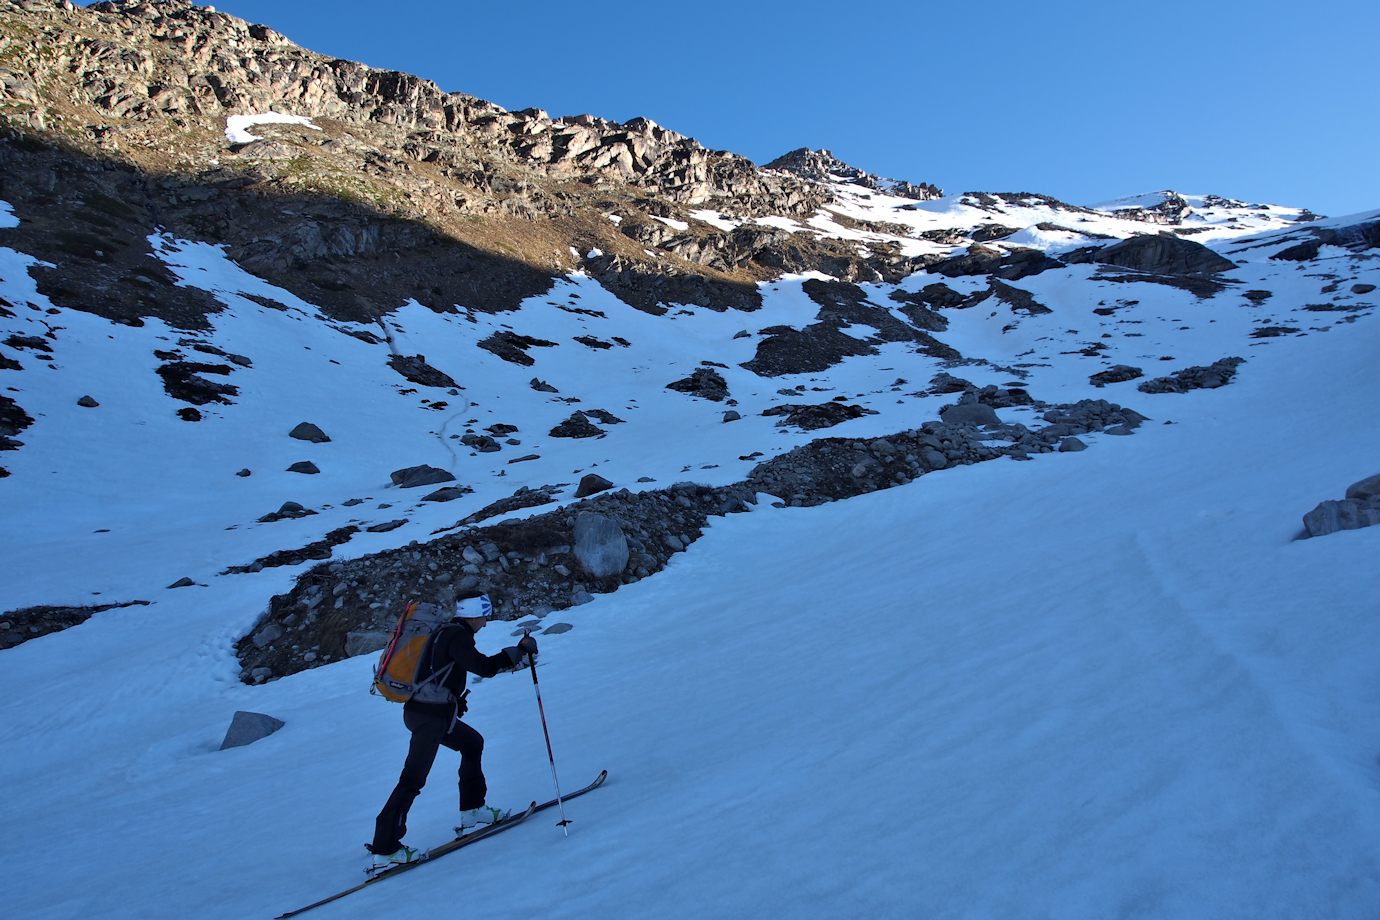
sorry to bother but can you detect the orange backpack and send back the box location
[371,601,456,704]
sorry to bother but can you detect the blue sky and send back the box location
[146,1,1377,215]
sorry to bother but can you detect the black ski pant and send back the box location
[371,707,486,853]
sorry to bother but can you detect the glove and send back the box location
[502,635,538,668]
[453,690,469,718]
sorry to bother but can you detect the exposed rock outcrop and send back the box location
[1063,234,1236,275]
[764,148,942,201]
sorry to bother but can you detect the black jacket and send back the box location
[404,621,518,719]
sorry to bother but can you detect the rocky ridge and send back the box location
[765,147,941,201]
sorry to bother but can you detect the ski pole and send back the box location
[525,630,571,835]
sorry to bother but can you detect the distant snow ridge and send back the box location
[765,147,942,200]
[1096,189,1321,226]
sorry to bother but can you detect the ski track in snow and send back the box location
[1,193,1379,917]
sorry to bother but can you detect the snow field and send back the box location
[2,193,1379,917]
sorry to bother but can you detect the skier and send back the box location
[366,590,539,871]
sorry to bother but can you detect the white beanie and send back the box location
[454,593,493,619]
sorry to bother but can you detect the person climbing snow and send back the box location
[366,590,538,871]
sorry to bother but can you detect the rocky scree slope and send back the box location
[237,392,1147,682]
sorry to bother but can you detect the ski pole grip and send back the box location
[523,628,538,679]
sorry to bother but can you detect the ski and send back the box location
[274,801,535,919]
[530,767,607,826]
[275,770,608,919]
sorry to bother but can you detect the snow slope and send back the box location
[2,276,1379,918]
[2,196,1380,917]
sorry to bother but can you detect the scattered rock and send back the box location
[77,394,99,408]
[167,576,196,588]
[388,354,457,388]
[235,397,1145,683]
[0,599,152,650]
[289,422,330,443]
[157,361,239,406]
[1058,437,1087,452]
[1353,283,1376,295]
[723,410,742,423]
[530,378,559,393]
[764,402,875,430]
[1089,365,1144,387]
[550,412,605,439]
[391,465,455,488]
[287,461,320,474]
[1138,357,1244,394]
[177,407,202,422]
[461,433,502,453]
[219,711,285,751]
[667,368,730,402]
[236,468,252,477]
[366,519,407,533]
[478,332,558,367]
[541,622,575,635]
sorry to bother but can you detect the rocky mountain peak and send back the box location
[765,147,942,201]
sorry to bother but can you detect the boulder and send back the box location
[1344,473,1380,503]
[77,395,99,408]
[422,486,469,503]
[575,473,614,498]
[939,402,1001,428]
[390,464,455,488]
[1302,499,1380,538]
[289,422,330,443]
[286,461,320,474]
[1058,437,1088,452]
[345,630,391,656]
[219,711,285,751]
[573,512,629,578]
[1353,283,1376,295]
